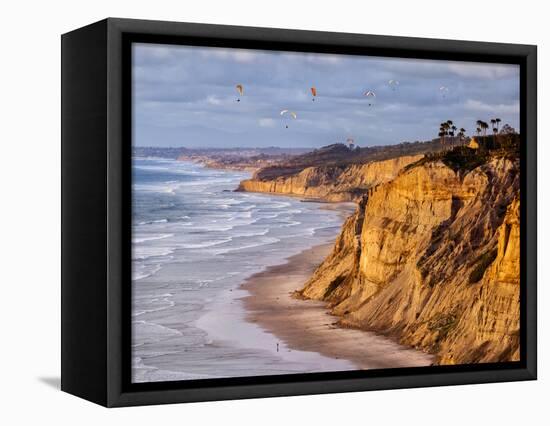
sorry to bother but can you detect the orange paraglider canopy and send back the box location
[235,84,244,102]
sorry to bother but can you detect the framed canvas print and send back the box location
[61,18,537,407]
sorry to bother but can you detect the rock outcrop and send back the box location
[299,157,520,364]
[237,155,423,202]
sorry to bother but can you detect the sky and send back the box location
[133,43,520,148]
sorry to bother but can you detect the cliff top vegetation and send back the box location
[404,132,520,174]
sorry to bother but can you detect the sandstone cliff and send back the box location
[299,157,520,364]
[237,155,423,202]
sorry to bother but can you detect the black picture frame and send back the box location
[61,17,537,407]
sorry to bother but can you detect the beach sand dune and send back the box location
[242,243,434,370]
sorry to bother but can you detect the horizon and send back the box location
[133,135,501,152]
[133,139,436,151]
[133,43,520,148]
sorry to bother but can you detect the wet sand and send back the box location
[241,243,434,370]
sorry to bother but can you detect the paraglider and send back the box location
[388,80,400,90]
[280,110,297,128]
[310,87,317,101]
[235,84,244,102]
[439,86,449,98]
[363,90,376,106]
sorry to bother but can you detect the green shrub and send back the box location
[403,138,519,175]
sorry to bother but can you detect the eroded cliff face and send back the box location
[237,155,423,202]
[300,157,520,364]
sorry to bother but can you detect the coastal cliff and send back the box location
[298,156,520,364]
[237,154,422,202]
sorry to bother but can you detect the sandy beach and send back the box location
[241,243,434,370]
[132,159,432,381]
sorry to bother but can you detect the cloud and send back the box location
[234,51,257,63]
[206,95,222,105]
[464,99,520,114]
[199,48,257,63]
[258,118,276,128]
[447,62,519,79]
[133,44,521,148]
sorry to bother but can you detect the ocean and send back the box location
[132,157,355,382]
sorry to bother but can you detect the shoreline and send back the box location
[241,242,435,370]
[133,160,364,381]
[133,158,433,380]
[186,159,433,370]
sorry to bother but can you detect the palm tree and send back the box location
[447,120,454,140]
[480,121,489,137]
[456,127,466,144]
[444,122,452,145]
[451,125,457,145]
[439,121,452,149]
[439,123,447,147]
[495,118,501,132]
[476,120,483,132]
[475,120,484,143]
[437,128,445,146]
[493,117,502,148]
